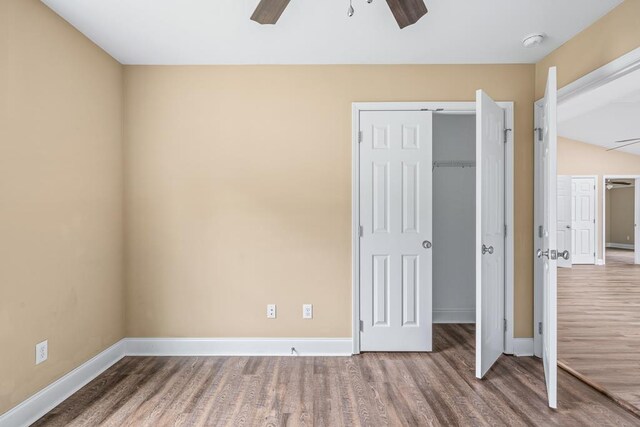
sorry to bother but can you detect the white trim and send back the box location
[0,340,126,427]
[504,103,515,355]
[606,243,634,250]
[433,309,475,324]
[352,101,516,355]
[513,338,534,357]
[556,46,640,106]
[596,259,605,266]
[125,338,352,357]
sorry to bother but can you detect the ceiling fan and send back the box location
[250,0,428,29]
[606,137,640,151]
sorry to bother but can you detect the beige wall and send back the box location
[535,0,640,98]
[124,65,536,339]
[558,137,640,258]
[0,0,124,414]
[606,192,612,243]
[608,187,635,246]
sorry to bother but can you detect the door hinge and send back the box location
[504,319,508,332]
[538,225,544,238]
[534,127,543,141]
[504,224,507,236]
[359,225,363,237]
[538,322,543,335]
[358,131,363,143]
[503,128,512,143]
[360,320,364,332]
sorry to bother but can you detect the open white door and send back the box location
[557,176,572,268]
[359,111,433,352]
[537,67,558,409]
[475,90,505,378]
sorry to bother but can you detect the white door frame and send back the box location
[534,46,640,356]
[602,174,640,264]
[571,175,598,265]
[352,101,515,355]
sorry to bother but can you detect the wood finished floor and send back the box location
[35,324,639,426]
[558,249,640,414]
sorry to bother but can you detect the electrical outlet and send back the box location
[267,304,277,319]
[35,340,48,365]
[303,304,313,319]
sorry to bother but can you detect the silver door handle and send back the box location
[482,244,494,255]
[422,240,432,249]
[537,249,568,260]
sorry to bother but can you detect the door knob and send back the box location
[566,225,571,229]
[559,250,570,260]
[422,240,432,249]
[537,249,549,259]
[482,244,494,255]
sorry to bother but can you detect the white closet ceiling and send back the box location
[40,0,621,65]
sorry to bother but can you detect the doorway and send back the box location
[603,175,640,265]
[351,101,515,368]
[557,175,598,267]
[536,46,640,413]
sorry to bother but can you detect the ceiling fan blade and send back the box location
[385,0,428,29]
[606,140,640,151]
[250,0,292,25]
[615,137,640,143]
[610,181,632,185]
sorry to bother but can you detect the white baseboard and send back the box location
[0,337,352,426]
[433,309,475,324]
[513,338,534,357]
[596,259,605,266]
[0,340,126,427]
[606,243,634,250]
[125,337,353,357]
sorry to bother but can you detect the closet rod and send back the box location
[433,160,476,170]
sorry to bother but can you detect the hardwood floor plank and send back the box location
[33,325,640,426]
[559,248,640,413]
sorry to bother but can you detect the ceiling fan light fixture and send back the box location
[522,33,545,48]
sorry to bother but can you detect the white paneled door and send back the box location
[557,176,573,268]
[359,111,433,352]
[538,67,558,409]
[475,91,505,379]
[571,177,596,264]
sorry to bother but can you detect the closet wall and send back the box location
[432,114,476,323]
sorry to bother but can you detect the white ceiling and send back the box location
[41,0,622,65]
[558,67,640,156]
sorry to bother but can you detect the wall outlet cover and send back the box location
[267,304,277,319]
[303,304,313,319]
[35,340,48,365]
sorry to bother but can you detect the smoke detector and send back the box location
[522,33,545,48]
